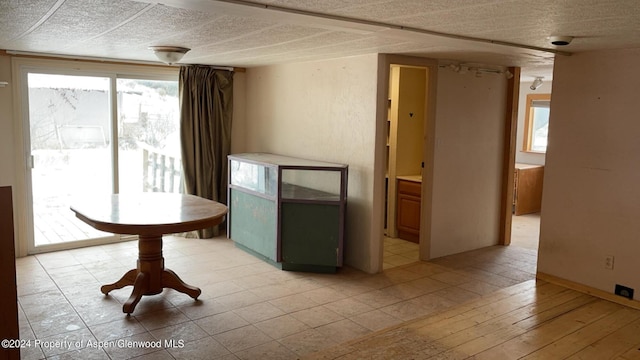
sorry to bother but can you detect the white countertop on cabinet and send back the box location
[396,175,422,183]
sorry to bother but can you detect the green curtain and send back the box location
[179,65,233,238]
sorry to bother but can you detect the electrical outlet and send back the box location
[605,255,614,270]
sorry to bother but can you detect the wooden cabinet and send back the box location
[513,164,544,215]
[0,186,19,360]
[397,179,421,243]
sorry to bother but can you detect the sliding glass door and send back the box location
[116,78,182,194]
[23,68,180,253]
[28,73,114,247]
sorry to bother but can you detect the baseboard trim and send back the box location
[536,271,640,310]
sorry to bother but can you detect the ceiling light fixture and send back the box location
[148,46,190,65]
[530,77,544,90]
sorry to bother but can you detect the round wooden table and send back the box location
[71,193,228,314]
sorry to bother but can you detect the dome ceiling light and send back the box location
[148,46,190,65]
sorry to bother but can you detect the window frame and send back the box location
[523,93,551,154]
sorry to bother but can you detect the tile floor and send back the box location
[17,221,539,360]
[382,237,419,270]
[382,213,539,270]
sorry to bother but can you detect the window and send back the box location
[523,93,551,153]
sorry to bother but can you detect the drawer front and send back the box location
[397,179,421,197]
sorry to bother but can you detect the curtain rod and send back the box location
[1,50,246,72]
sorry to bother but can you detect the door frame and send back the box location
[373,54,438,272]
[498,67,521,246]
[386,64,429,241]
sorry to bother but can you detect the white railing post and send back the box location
[141,144,183,193]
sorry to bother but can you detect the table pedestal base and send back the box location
[100,235,201,314]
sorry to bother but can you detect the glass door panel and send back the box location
[116,78,182,194]
[28,73,114,247]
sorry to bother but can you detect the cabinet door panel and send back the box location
[229,189,278,261]
[514,166,544,215]
[281,203,340,267]
[397,193,421,233]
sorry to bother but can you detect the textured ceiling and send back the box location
[1,0,639,76]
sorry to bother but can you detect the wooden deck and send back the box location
[30,147,179,247]
[305,280,640,359]
[34,206,109,246]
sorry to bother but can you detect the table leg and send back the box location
[101,269,138,295]
[102,234,201,314]
[162,269,202,299]
[123,272,148,314]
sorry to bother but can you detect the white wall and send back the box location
[429,68,507,258]
[515,82,550,166]
[538,48,640,299]
[243,54,379,272]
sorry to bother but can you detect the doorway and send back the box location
[383,64,428,269]
[505,70,552,252]
[20,66,181,254]
[510,214,540,250]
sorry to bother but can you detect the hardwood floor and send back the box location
[304,280,640,359]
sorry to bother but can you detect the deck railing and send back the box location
[142,146,184,193]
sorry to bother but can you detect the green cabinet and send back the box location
[228,153,348,272]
